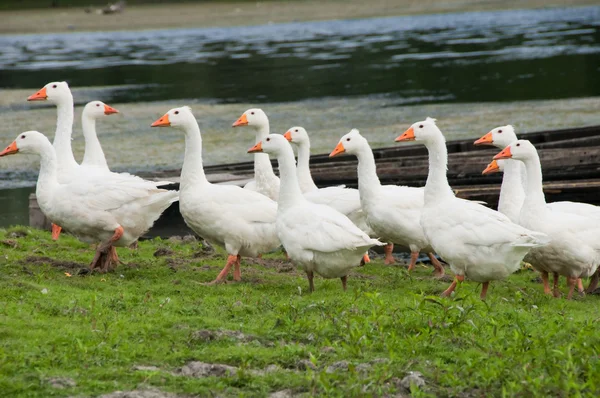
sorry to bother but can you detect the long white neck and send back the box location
[252,124,277,180]
[275,144,307,210]
[35,141,61,215]
[52,95,79,174]
[180,121,209,190]
[498,159,525,221]
[295,141,318,192]
[521,152,548,211]
[81,113,109,171]
[423,137,454,205]
[354,144,383,204]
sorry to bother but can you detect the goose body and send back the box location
[152,107,281,283]
[331,129,445,274]
[249,134,383,291]
[396,119,549,299]
[494,140,600,298]
[0,131,177,271]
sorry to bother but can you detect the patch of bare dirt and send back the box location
[178,361,237,378]
[153,248,174,257]
[191,329,274,346]
[20,256,86,270]
[98,388,188,398]
[1,239,18,248]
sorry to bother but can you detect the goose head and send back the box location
[27,81,72,104]
[83,101,119,119]
[283,126,310,146]
[395,117,442,144]
[232,108,268,129]
[0,131,51,157]
[493,139,537,162]
[247,133,290,156]
[474,125,517,149]
[151,106,196,129]
[329,129,366,157]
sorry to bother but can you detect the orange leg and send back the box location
[407,251,419,272]
[340,275,348,291]
[566,277,577,300]
[552,272,561,297]
[90,226,124,273]
[51,223,62,240]
[360,253,370,266]
[204,255,237,285]
[306,271,315,292]
[383,243,395,265]
[441,274,464,297]
[577,278,585,296]
[233,255,242,282]
[541,271,551,295]
[480,282,489,300]
[427,253,445,277]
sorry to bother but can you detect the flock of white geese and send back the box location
[2,81,599,300]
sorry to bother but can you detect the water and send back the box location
[0,6,599,105]
[1,6,600,227]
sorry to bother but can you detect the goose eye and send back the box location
[516,143,520,147]
[21,135,26,139]
[96,103,100,107]
[174,111,179,115]
[251,112,255,115]
[52,84,57,88]
[346,138,351,142]
[266,138,270,142]
[295,129,298,132]
[419,125,423,128]
[498,130,503,133]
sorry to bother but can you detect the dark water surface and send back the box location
[1,6,599,105]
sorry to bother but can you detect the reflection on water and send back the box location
[0,187,33,227]
[0,6,599,104]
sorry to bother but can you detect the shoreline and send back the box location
[2,0,598,35]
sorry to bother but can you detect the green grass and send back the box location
[0,226,598,397]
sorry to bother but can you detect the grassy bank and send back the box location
[0,226,598,397]
[2,0,599,34]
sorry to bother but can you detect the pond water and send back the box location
[0,5,599,227]
[1,6,599,105]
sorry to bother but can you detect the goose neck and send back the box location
[521,153,548,210]
[180,121,209,189]
[275,145,306,210]
[295,141,318,192]
[498,159,525,216]
[81,114,109,170]
[355,146,382,202]
[423,137,454,205]
[53,98,79,173]
[36,141,60,212]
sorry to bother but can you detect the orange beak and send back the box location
[474,132,493,146]
[151,113,170,127]
[104,104,119,115]
[283,131,292,141]
[27,87,47,101]
[247,141,263,153]
[493,146,512,160]
[232,113,248,127]
[329,142,346,157]
[395,127,415,142]
[482,160,501,175]
[0,141,18,157]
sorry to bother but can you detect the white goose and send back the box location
[232,108,280,200]
[80,100,119,171]
[28,82,170,239]
[476,125,600,221]
[330,129,445,275]
[283,127,385,257]
[396,118,549,299]
[248,134,383,291]
[494,140,600,299]
[151,107,281,284]
[0,131,178,272]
